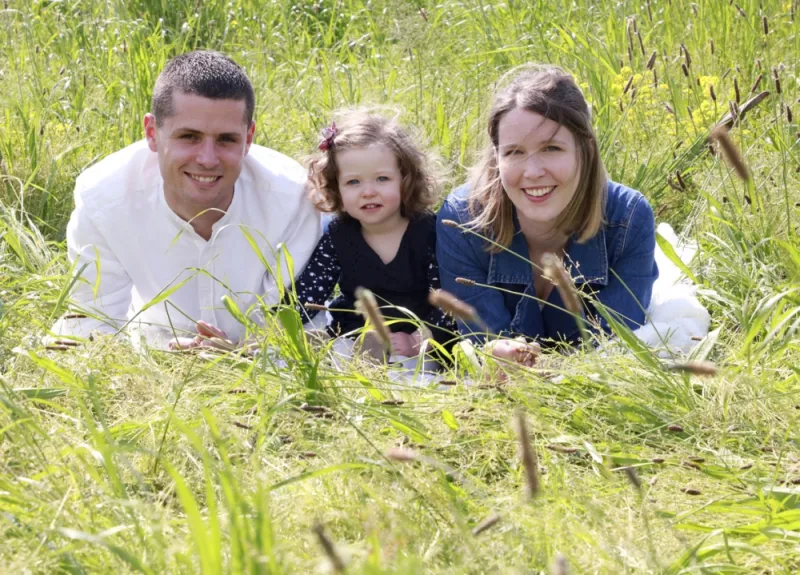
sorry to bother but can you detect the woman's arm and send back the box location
[591,196,658,332]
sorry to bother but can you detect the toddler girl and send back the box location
[290,110,455,360]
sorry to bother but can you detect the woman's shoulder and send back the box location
[603,180,654,229]
[437,184,472,223]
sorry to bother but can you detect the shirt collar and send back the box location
[487,214,608,286]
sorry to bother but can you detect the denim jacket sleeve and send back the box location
[589,193,658,333]
[436,196,513,341]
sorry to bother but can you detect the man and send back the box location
[51,51,321,348]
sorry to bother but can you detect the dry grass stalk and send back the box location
[541,253,582,319]
[303,302,328,311]
[354,287,391,348]
[666,359,720,376]
[312,523,346,573]
[428,289,486,329]
[472,513,501,536]
[710,126,749,181]
[515,410,539,500]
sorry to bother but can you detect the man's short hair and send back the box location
[151,50,255,126]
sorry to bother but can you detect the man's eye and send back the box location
[219,136,237,143]
[180,134,198,140]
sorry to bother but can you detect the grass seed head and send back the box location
[710,126,750,181]
[385,447,418,461]
[541,253,582,319]
[455,277,477,286]
[750,73,762,94]
[551,553,569,575]
[355,287,391,348]
[666,359,720,376]
[312,523,346,573]
[646,51,657,70]
[515,410,539,500]
[303,302,328,311]
[763,15,769,35]
[428,289,485,327]
[440,218,460,228]
[472,513,501,536]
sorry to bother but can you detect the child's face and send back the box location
[337,143,405,230]
[496,107,580,235]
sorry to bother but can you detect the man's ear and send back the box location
[244,121,256,153]
[144,114,158,152]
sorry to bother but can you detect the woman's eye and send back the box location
[544,145,562,152]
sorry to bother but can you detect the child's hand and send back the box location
[389,331,419,357]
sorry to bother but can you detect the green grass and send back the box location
[2,0,800,572]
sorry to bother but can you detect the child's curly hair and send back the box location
[307,109,441,217]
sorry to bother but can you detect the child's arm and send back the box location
[284,232,341,322]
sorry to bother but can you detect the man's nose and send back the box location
[196,138,219,167]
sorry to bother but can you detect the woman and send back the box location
[436,64,658,364]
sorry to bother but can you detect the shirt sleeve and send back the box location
[50,199,134,338]
[590,195,658,333]
[285,232,341,322]
[436,199,513,342]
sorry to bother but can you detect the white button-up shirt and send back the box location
[52,140,321,346]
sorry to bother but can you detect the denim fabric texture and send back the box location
[436,180,659,346]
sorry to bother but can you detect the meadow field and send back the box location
[1,0,800,572]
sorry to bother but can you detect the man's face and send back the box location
[144,91,255,222]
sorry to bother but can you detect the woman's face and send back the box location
[497,107,580,235]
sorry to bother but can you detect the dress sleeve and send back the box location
[423,244,456,333]
[286,232,341,322]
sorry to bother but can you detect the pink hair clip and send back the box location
[318,122,338,151]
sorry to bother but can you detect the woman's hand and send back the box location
[485,338,540,367]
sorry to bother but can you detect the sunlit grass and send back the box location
[1,0,799,572]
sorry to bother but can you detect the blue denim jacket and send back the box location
[436,181,659,345]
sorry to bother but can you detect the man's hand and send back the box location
[486,338,540,367]
[168,321,235,351]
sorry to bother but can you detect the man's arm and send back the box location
[51,202,133,339]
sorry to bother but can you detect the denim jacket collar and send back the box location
[487,215,609,287]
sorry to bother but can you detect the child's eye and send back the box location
[377,176,390,182]
[345,179,360,186]
[543,145,562,152]
[503,149,523,156]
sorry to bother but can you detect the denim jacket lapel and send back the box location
[487,218,610,342]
